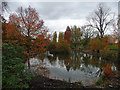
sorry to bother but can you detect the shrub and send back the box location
[47,40,71,54]
[56,40,71,54]
[103,64,112,79]
[100,50,118,61]
[2,43,33,88]
[47,42,57,54]
[89,38,109,51]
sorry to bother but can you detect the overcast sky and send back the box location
[3,1,118,35]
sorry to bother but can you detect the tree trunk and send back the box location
[27,59,30,69]
[118,37,120,62]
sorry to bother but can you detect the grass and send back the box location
[76,80,83,85]
[95,76,104,86]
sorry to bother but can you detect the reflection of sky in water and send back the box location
[45,58,100,86]
[28,52,118,86]
[48,66,99,86]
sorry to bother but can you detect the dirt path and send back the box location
[29,75,85,88]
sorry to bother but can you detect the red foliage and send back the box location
[64,26,71,44]
[31,34,49,54]
[103,64,113,79]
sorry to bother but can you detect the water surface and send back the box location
[27,51,118,86]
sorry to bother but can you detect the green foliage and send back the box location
[47,42,57,54]
[53,31,57,43]
[70,25,83,48]
[81,38,90,47]
[58,32,64,42]
[77,81,82,85]
[96,76,104,86]
[56,40,71,54]
[2,43,33,88]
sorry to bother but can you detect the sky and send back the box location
[2,0,118,35]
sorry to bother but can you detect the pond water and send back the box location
[26,51,118,86]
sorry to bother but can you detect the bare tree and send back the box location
[81,24,98,39]
[1,1,9,22]
[87,3,114,38]
[2,2,9,12]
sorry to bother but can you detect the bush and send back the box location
[47,40,71,54]
[103,64,112,79]
[56,40,71,54]
[2,43,33,88]
[89,38,109,51]
[47,42,57,54]
[100,50,118,61]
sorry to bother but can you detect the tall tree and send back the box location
[53,31,57,43]
[58,32,64,42]
[64,26,71,43]
[8,6,47,68]
[70,25,83,49]
[87,3,114,38]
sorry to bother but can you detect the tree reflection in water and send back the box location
[28,50,118,86]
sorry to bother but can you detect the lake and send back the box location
[26,51,118,86]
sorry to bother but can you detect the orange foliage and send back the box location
[89,37,109,51]
[32,35,48,53]
[5,6,49,57]
[5,23,22,44]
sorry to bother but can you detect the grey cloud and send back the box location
[7,2,117,20]
[33,2,100,20]
[5,1,118,34]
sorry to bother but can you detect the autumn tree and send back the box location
[70,25,83,49]
[8,6,46,49]
[89,36,109,53]
[7,6,47,68]
[33,35,47,54]
[58,32,64,42]
[64,26,71,44]
[53,31,57,43]
[2,22,8,42]
[87,3,114,38]
[6,22,22,43]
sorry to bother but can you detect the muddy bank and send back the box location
[29,75,85,88]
